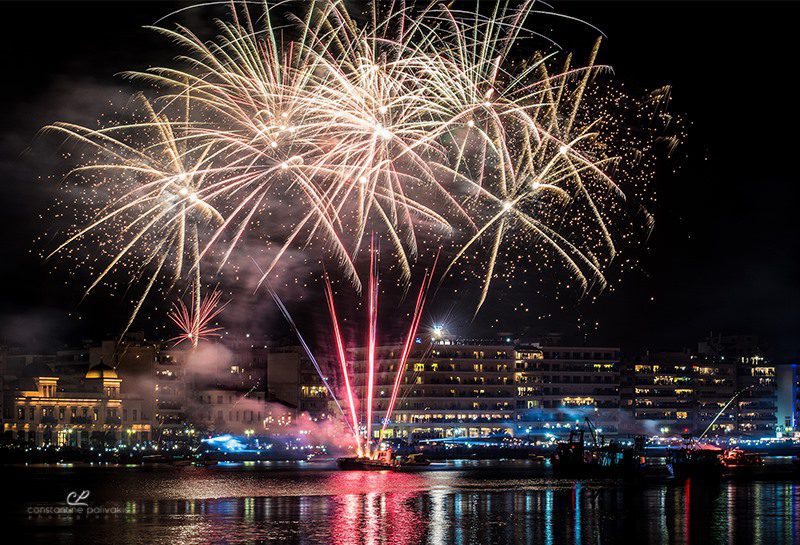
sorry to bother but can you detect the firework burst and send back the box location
[167,287,227,347]
[42,0,679,446]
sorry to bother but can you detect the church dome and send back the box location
[85,361,118,379]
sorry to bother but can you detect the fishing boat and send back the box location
[551,419,645,477]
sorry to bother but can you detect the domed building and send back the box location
[2,360,151,446]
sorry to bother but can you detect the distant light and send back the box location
[466,120,475,128]
[178,187,189,197]
[270,141,278,148]
[359,176,368,184]
[502,201,513,212]
[558,145,569,154]
[531,181,542,190]
[378,105,388,114]
[280,162,289,170]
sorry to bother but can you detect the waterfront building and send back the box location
[89,335,271,442]
[350,340,518,440]
[90,337,163,437]
[348,340,621,441]
[621,351,696,435]
[697,334,776,435]
[266,346,335,420]
[191,386,287,435]
[1,332,782,444]
[622,335,778,437]
[516,345,621,436]
[1,361,151,445]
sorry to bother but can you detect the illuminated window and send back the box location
[562,397,595,407]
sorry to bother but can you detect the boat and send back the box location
[337,449,398,470]
[719,447,765,476]
[667,441,722,479]
[551,420,645,477]
[719,447,763,469]
[667,389,749,479]
[336,457,397,470]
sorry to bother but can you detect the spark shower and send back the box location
[41,0,675,454]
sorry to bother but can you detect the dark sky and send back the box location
[0,1,798,360]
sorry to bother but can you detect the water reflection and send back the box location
[8,467,800,545]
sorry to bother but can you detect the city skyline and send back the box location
[2,331,789,444]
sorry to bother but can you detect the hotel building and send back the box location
[621,351,697,435]
[348,340,621,441]
[515,345,621,437]
[622,335,777,436]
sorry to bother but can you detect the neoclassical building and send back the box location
[2,361,151,446]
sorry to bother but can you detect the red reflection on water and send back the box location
[684,478,691,545]
[328,471,426,545]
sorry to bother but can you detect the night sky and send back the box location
[0,1,798,360]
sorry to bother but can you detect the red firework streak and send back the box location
[168,288,227,347]
[324,241,438,457]
[365,235,379,454]
[379,253,438,442]
[324,273,362,454]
